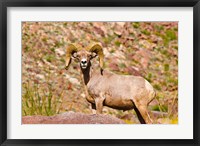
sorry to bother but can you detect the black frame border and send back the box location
[0,0,199,146]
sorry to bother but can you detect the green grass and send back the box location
[115,40,121,47]
[132,22,140,28]
[164,64,169,71]
[44,54,55,63]
[22,81,64,116]
[141,30,151,35]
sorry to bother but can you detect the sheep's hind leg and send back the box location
[132,100,153,124]
[133,106,146,124]
[136,104,153,124]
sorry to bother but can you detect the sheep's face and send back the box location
[65,43,104,71]
[73,50,96,70]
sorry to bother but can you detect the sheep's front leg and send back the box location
[94,93,105,114]
[91,103,96,114]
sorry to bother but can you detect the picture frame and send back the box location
[0,0,199,145]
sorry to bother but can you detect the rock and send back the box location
[109,62,119,71]
[68,77,80,85]
[124,66,142,76]
[64,74,80,85]
[22,112,125,124]
[116,22,125,27]
[151,111,168,119]
[36,74,45,80]
[55,48,65,56]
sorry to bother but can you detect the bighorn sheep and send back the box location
[65,43,156,124]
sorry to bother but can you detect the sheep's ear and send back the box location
[65,43,78,70]
[88,42,104,71]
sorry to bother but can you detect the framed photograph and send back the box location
[0,0,199,145]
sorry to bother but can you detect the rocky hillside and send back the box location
[22,22,178,124]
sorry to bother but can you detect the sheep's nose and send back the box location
[81,60,87,64]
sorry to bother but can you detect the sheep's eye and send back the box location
[72,53,79,58]
[88,54,92,58]
[72,54,80,62]
[91,52,97,58]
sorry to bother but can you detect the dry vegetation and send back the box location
[22,22,178,124]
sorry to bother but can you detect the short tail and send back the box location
[147,90,156,106]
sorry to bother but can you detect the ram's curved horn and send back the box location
[65,43,79,70]
[87,43,104,72]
